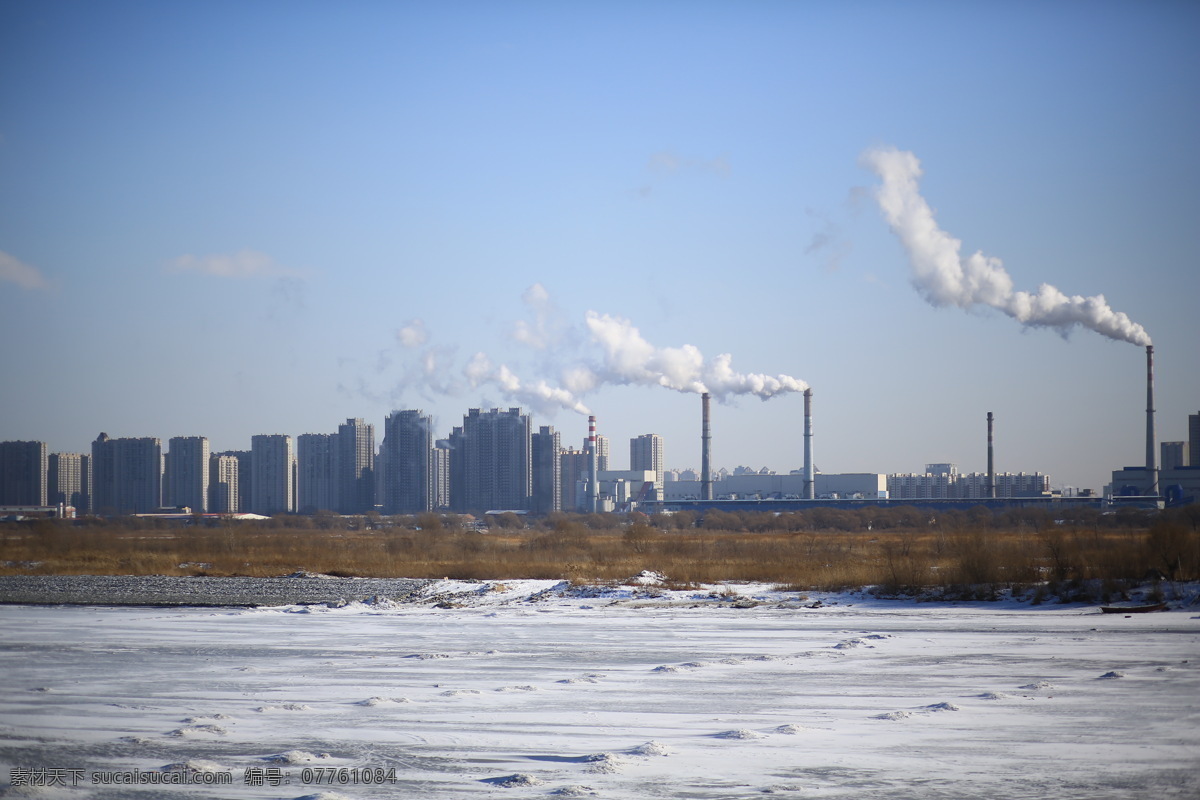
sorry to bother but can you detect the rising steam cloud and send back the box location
[581,312,808,400]
[376,288,807,417]
[862,147,1151,347]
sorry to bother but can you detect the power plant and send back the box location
[8,340,1198,519]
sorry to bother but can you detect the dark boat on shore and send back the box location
[1100,603,1167,614]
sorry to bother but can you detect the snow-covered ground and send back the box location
[2,578,1199,799]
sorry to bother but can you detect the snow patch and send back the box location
[160,759,225,773]
[630,741,671,756]
[584,753,625,773]
[254,703,310,712]
[357,696,410,706]
[924,702,960,712]
[873,711,913,721]
[263,750,331,764]
[713,729,764,740]
[481,773,544,787]
[169,724,226,736]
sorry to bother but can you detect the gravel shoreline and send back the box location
[0,574,433,607]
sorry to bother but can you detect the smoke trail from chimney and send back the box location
[862,147,1152,347]
[465,352,591,415]
[583,312,809,400]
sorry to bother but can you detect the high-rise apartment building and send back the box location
[432,440,451,510]
[251,435,294,515]
[48,452,90,512]
[297,433,338,513]
[214,450,252,513]
[336,418,375,514]
[559,447,587,512]
[166,436,209,512]
[630,434,664,488]
[1190,412,1200,468]
[1161,441,1189,471]
[0,440,48,506]
[451,408,531,512]
[208,453,240,513]
[379,410,433,514]
[595,435,610,471]
[91,434,162,514]
[531,426,561,515]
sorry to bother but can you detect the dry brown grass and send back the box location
[3,509,1196,594]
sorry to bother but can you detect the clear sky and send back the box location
[2,0,1197,493]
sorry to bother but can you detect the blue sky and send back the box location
[2,0,1197,493]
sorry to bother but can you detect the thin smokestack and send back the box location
[701,393,713,502]
[1146,345,1158,498]
[803,389,814,500]
[588,415,599,513]
[987,411,995,500]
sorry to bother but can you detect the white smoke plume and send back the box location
[583,312,808,400]
[465,352,591,416]
[862,146,1151,347]
[370,289,805,416]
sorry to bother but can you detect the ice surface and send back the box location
[1,580,1198,799]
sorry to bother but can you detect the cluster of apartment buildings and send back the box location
[9,407,1197,518]
[0,410,665,517]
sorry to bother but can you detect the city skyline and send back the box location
[2,2,1197,493]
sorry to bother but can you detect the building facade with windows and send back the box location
[251,434,294,515]
[166,436,209,512]
[0,440,48,507]
[379,410,433,514]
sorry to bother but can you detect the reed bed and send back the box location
[3,506,1196,598]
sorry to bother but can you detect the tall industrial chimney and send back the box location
[987,411,995,499]
[701,393,713,502]
[1146,345,1158,498]
[587,415,599,512]
[803,389,814,500]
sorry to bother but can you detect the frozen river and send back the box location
[2,579,1198,799]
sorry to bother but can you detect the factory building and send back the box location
[664,472,887,501]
